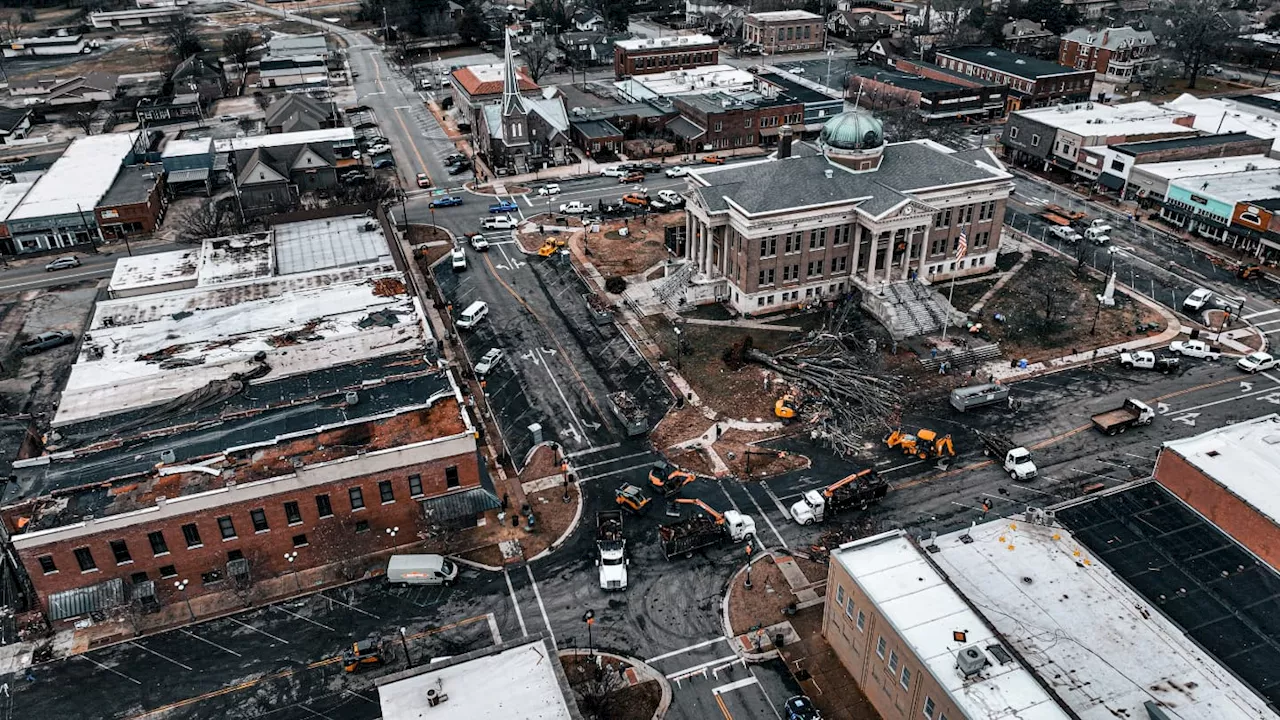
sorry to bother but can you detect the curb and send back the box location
[448,555,502,573]
[528,484,585,563]
[558,650,672,720]
[719,553,784,663]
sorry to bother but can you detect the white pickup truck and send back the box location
[559,200,591,215]
[1050,225,1083,243]
[1168,339,1222,360]
[1118,350,1180,373]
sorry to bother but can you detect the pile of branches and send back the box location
[745,297,902,456]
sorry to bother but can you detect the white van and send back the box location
[456,300,489,329]
[386,554,458,587]
[451,246,467,271]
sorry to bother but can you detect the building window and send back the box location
[832,256,847,273]
[958,205,973,225]
[149,531,169,556]
[38,555,56,574]
[379,480,395,503]
[316,494,333,518]
[292,534,309,548]
[201,570,223,585]
[836,585,845,606]
[810,228,826,249]
[857,610,866,631]
[924,697,936,719]
[227,549,244,562]
[713,121,722,132]
[75,547,97,572]
[807,260,823,277]
[979,200,994,221]
[182,523,202,548]
[876,636,886,658]
[408,474,423,497]
[250,508,269,533]
[745,118,753,128]
[355,520,370,534]
[934,208,952,229]
[110,540,132,565]
[349,487,365,511]
[900,666,912,690]
[974,231,990,248]
[930,237,946,255]
[844,596,855,618]
[445,465,460,489]
[888,650,899,674]
[784,232,800,254]
[758,268,775,286]
[217,516,237,541]
[1009,126,1019,139]
[760,236,778,257]
[159,565,177,579]
[1031,133,1040,147]
[1111,158,1125,172]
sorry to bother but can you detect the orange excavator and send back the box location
[649,461,697,496]
[884,427,956,463]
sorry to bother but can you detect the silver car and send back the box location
[474,348,504,376]
[45,256,80,271]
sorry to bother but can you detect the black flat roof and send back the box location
[939,46,1084,80]
[1056,481,1280,708]
[98,163,162,208]
[755,72,842,105]
[845,64,957,94]
[1231,94,1280,114]
[1112,131,1266,155]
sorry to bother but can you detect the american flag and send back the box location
[956,230,968,260]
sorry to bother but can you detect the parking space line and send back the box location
[320,592,381,619]
[759,481,792,518]
[646,636,727,663]
[180,629,242,657]
[129,641,195,671]
[529,351,591,442]
[526,565,557,648]
[487,612,504,645]
[713,676,759,694]
[665,654,742,679]
[568,442,621,458]
[718,484,741,512]
[572,449,653,471]
[503,568,529,637]
[272,604,337,632]
[80,655,142,685]
[229,617,291,644]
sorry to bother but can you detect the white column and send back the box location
[685,214,693,261]
[901,229,914,281]
[851,226,862,281]
[866,232,878,285]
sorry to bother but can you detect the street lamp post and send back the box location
[284,551,300,591]
[672,326,682,369]
[744,542,754,589]
[583,609,595,656]
[399,626,414,667]
[174,579,194,621]
[386,526,400,542]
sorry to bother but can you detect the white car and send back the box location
[1049,225,1082,243]
[1183,288,1213,312]
[599,166,627,178]
[474,348,504,376]
[450,246,467,272]
[657,189,682,204]
[366,143,391,155]
[1237,351,1277,373]
[45,256,81,271]
[559,200,591,215]
[468,233,490,251]
[665,165,689,178]
[1168,339,1222,360]
[537,184,561,196]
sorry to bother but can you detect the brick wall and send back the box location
[1154,450,1280,570]
[893,59,984,89]
[95,177,167,236]
[16,451,481,614]
[1123,136,1274,165]
[613,43,719,79]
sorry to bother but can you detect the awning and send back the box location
[166,168,209,183]
[1097,173,1125,191]
[420,487,502,522]
[667,116,705,141]
[48,578,127,621]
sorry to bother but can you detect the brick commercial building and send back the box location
[1089,133,1275,197]
[613,34,719,79]
[0,214,494,625]
[935,47,1093,112]
[94,163,167,239]
[1000,101,1195,175]
[743,10,825,55]
[1058,26,1156,84]
[671,93,803,151]
[845,64,1007,122]
[1153,414,1280,570]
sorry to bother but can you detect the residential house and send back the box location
[558,31,612,68]
[135,93,204,125]
[1002,19,1057,57]
[744,10,826,54]
[2,35,89,58]
[233,142,338,216]
[89,6,184,29]
[827,9,901,44]
[572,9,605,32]
[934,47,1093,112]
[1059,26,1157,84]
[8,73,118,106]
[0,109,33,147]
[259,55,329,89]
[264,93,337,134]
[171,54,228,104]
[162,137,218,195]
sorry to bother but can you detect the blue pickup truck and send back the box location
[488,199,518,214]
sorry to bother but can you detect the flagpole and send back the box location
[940,216,973,342]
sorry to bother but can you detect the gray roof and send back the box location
[49,578,127,621]
[938,46,1082,80]
[1060,26,1154,50]
[265,94,333,132]
[571,119,623,138]
[693,141,1002,217]
[421,487,502,522]
[98,163,163,208]
[667,116,705,140]
[0,107,30,134]
[1112,131,1266,156]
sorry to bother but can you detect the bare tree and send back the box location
[1149,0,1242,89]
[223,30,255,69]
[569,658,629,720]
[163,13,202,59]
[3,14,24,42]
[177,198,243,243]
[930,0,982,46]
[72,111,95,135]
[335,174,399,205]
[519,34,558,84]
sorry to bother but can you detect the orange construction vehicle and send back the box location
[648,461,696,496]
[884,427,956,462]
[341,639,387,673]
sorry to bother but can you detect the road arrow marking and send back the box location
[1262,392,1280,405]
[1157,402,1171,415]
[1241,381,1254,392]
[541,347,557,355]
[1172,412,1201,427]
[582,420,602,430]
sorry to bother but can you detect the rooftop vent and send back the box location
[160,449,176,464]
[986,50,997,56]
[956,645,991,677]
[985,643,1013,665]
[425,686,449,707]
[1015,59,1026,64]
[824,168,834,179]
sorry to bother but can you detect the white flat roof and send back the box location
[0,182,34,221]
[108,248,200,293]
[1016,101,1193,137]
[378,640,574,720]
[1133,154,1280,180]
[214,127,355,153]
[1162,413,1280,527]
[929,517,1276,720]
[1169,167,1280,203]
[274,216,391,275]
[833,532,1071,720]
[1165,94,1280,151]
[615,64,755,101]
[162,138,213,158]
[7,133,136,221]
[747,9,822,20]
[615,34,717,50]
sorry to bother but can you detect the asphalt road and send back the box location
[0,242,186,293]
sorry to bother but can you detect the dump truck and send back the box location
[789,469,889,525]
[658,499,756,560]
[609,391,648,436]
[1091,398,1155,435]
[596,510,628,591]
[976,431,1037,481]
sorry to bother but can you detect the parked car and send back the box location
[559,200,592,215]
[701,155,725,165]
[665,165,689,178]
[640,162,663,173]
[600,166,627,178]
[537,184,561,196]
[622,192,649,206]
[430,195,464,208]
[416,173,431,188]
[467,233,490,251]
[1168,339,1222,360]
[372,157,395,169]
[444,153,467,166]
[367,143,392,155]
[44,256,80,272]
[450,246,467,272]
[1118,351,1180,373]
[489,199,519,213]
[481,214,518,230]
[474,348,504,376]
[1049,225,1082,243]
[788,66,806,74]
[1182,288,1213,312]
[340,170,368,184]
[21,331,74,354]
[448,160,472,175]
[620,171,645,184]
[1237,351,1277,373]
[783,696,820,720]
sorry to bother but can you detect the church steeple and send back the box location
[501,28,527,118]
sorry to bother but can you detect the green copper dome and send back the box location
[819,110,884,151]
